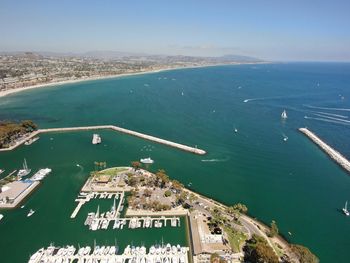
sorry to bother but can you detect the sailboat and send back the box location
[281,110,288,119]
[17,159,31,178]
[342,201,349,216]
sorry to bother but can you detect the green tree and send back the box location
[233,203,248,214]
[131,161,141,171]
[291,244,319,263]
[21,120,37,131]
[164,190,172,197]
[268,220,279,237]
[210,253,226,263]
[243,234,278,263]
[155,169,170,188]
[171,179,183,192]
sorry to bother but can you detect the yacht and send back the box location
[113,219,121,229]
[92,134,102,144]
[343,201,350,216]
[27,209,35,217]
[28,248,44,263]
[144,217,151,228]
[17,158,31,177]
[24,137,39,145]
[140,157,154,164]
[31,168,52,181]
[281,110,288,119]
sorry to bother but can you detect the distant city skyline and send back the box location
[1,0,350,61]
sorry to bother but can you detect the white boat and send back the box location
[31,168,52,181]
[0,214,3,221]
[113,219,120,229]
[0,169,4,175]
[27,209,35,217]
[281,109,288,119]
[24,137,39,145]
[92,134,102,144]
[140,157,154,164]
[343,201,350,216]
[144,217,151,228]
[28,248,44,263]
[234,128,238,133]
[90,219,99,231]
[17,158,31,177]
[101,219,109,229]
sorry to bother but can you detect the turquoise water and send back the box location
[1,63,350,262]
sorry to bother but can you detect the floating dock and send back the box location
[299,127,350,173]
[0,125,206,155]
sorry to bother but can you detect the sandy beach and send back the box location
[0,67,179,98]
[0,62,256,99]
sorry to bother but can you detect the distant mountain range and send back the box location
[0,51,263,63]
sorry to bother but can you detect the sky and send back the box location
[0,0,349,61]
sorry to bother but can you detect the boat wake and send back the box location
[243,96,286,103]
[201,158,229,162]
[304,104,350,112]
[304,115,350,126]
[309,111,348,119]
[312,114,350,123]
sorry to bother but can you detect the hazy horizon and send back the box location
[1,0,350,62]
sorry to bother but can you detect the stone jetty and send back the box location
[299,127,350,173]
[0,125,206,155]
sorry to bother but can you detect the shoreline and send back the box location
[0,62,266,98]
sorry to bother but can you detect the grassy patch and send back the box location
[97,167,128,176]
[224,226,247,253]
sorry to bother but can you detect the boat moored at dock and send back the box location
[31,168,52,181]
[24,137,39,145]
[17,158,31,178]
[27,243,189,263]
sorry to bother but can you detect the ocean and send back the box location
[0,63,350,262]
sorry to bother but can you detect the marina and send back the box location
[299,127,350,173]
[0,125,206,155]
[0,166,52,208]
[71,191,180,231]
[28,243,189,263]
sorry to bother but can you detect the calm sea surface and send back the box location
[0,63,350,262]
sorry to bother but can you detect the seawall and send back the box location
[299,127,350,173]
[0,125,206,155]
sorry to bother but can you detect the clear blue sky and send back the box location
[1,0,349,61]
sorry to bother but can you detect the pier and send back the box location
[0,125,206,155]
[299,127,350,173]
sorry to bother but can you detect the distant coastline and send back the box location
[0,62,266,98]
